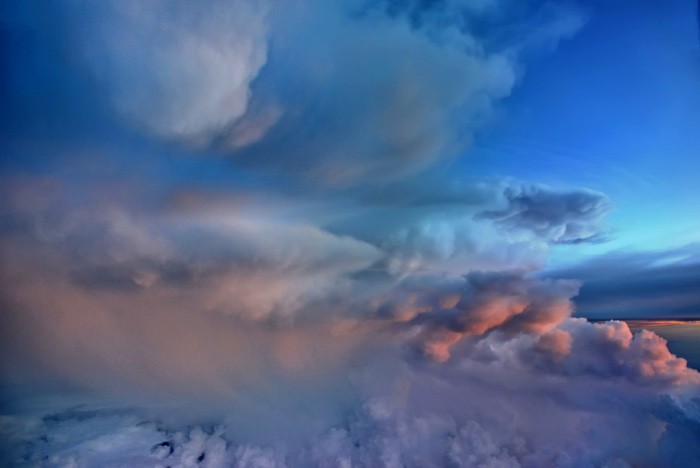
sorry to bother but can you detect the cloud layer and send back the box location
[549,243,700,319]
[1,1,699,467]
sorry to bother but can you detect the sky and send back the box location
[465,0,700,260]
[1,1,700,466]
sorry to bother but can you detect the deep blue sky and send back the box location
[465,0,700,264]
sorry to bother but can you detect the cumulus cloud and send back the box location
[404,271,578,362]
[219,0,521,184]
[2,175,698,466]
[75,0,270,144]
[1,1,699,466]
[2,315,698,467]
[346,180,611,276]
[37,0,586,185]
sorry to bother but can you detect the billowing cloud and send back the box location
[74,0,270,144]
[477,184,612,244]
[223,0,586,185]
[0,176,611,326]
[28,0,586,185]
[409,271,579,362]
[375,180,611,275]
[2,316,698,467]
[1,1,698,466]
[1,176,698,466]
[234,9,514,184]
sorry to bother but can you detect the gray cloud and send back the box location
[477,183,612,244]
[547,243,700,319]
[224,0,518,185]
[75,0,270,144]
[2,190,699,464]
[47,0,586,186]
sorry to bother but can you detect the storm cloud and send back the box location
[548,243,700,319]
[1,0,699,466]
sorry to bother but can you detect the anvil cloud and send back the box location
[1,1,699,467]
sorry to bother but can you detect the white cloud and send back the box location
[79,0,270,144]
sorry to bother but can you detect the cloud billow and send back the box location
[47,0,587,186]
[0,1,698,467]
[477,184,612,244]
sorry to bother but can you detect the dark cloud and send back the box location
[548,244,700,319]
[70,264,146,292]
[477,184,612,244]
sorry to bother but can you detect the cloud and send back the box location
[547,243,700,318]
[1,189,698,465]
[315,178,612,277]
[0,176,611,327]
[0,183,383,324]
[74,0,270,144]
[2,1,699,466]
[2,316,698,467]
[222,0,520,185]
[407,271,579,362]
[477,184,612,244]
[23,0,585,185]
[2,177,697,467]
[527,318,698,385]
